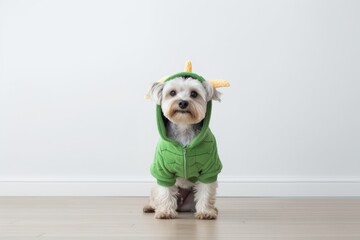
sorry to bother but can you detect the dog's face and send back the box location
[148,77,221,125]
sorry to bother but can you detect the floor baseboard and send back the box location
[1,177,360,196]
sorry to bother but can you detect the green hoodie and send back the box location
[150,72,222,187]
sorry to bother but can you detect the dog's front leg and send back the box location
[194,181,218,220]
[154,185,178,219]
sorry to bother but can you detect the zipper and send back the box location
[183,147,187,179]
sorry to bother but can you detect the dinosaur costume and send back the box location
[150,61,229,187]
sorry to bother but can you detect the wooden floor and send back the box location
[0,197,360,239]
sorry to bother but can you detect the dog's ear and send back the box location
[146,82,164,105]
[203,81,221,102]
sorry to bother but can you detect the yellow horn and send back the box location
[209,80,230,88]
[184,60,192,72]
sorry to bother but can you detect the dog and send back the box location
[143,61,227,220]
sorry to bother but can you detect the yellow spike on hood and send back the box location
[208,80,230,88]
[184,60,192,72]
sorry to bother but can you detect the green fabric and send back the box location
[150,72,222,187]
[164,72,206,83]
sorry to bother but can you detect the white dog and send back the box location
[144,62,227,220]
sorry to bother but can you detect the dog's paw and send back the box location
[143,204,155,213]
[195,208,218,220]
[154,209,177,219]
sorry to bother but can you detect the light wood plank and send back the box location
[0,197,359,239]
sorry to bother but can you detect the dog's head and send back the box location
[147,77,221,125]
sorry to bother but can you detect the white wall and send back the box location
[1,0,360,196]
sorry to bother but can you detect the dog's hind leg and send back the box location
[143,186,157,213]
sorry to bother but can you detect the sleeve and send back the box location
[198,140,223,184]
[150,150,176,187]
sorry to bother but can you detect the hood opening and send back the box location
[156,72,212,148]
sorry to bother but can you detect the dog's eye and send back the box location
[190,91,198,98]
[170,90,176,97]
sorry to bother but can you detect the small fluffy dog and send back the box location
[144,61,228,220]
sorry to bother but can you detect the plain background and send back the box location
[0,0,359,196]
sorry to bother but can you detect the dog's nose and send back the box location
[178,100,189,109]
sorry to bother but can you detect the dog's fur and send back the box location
[144,77,221,219]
